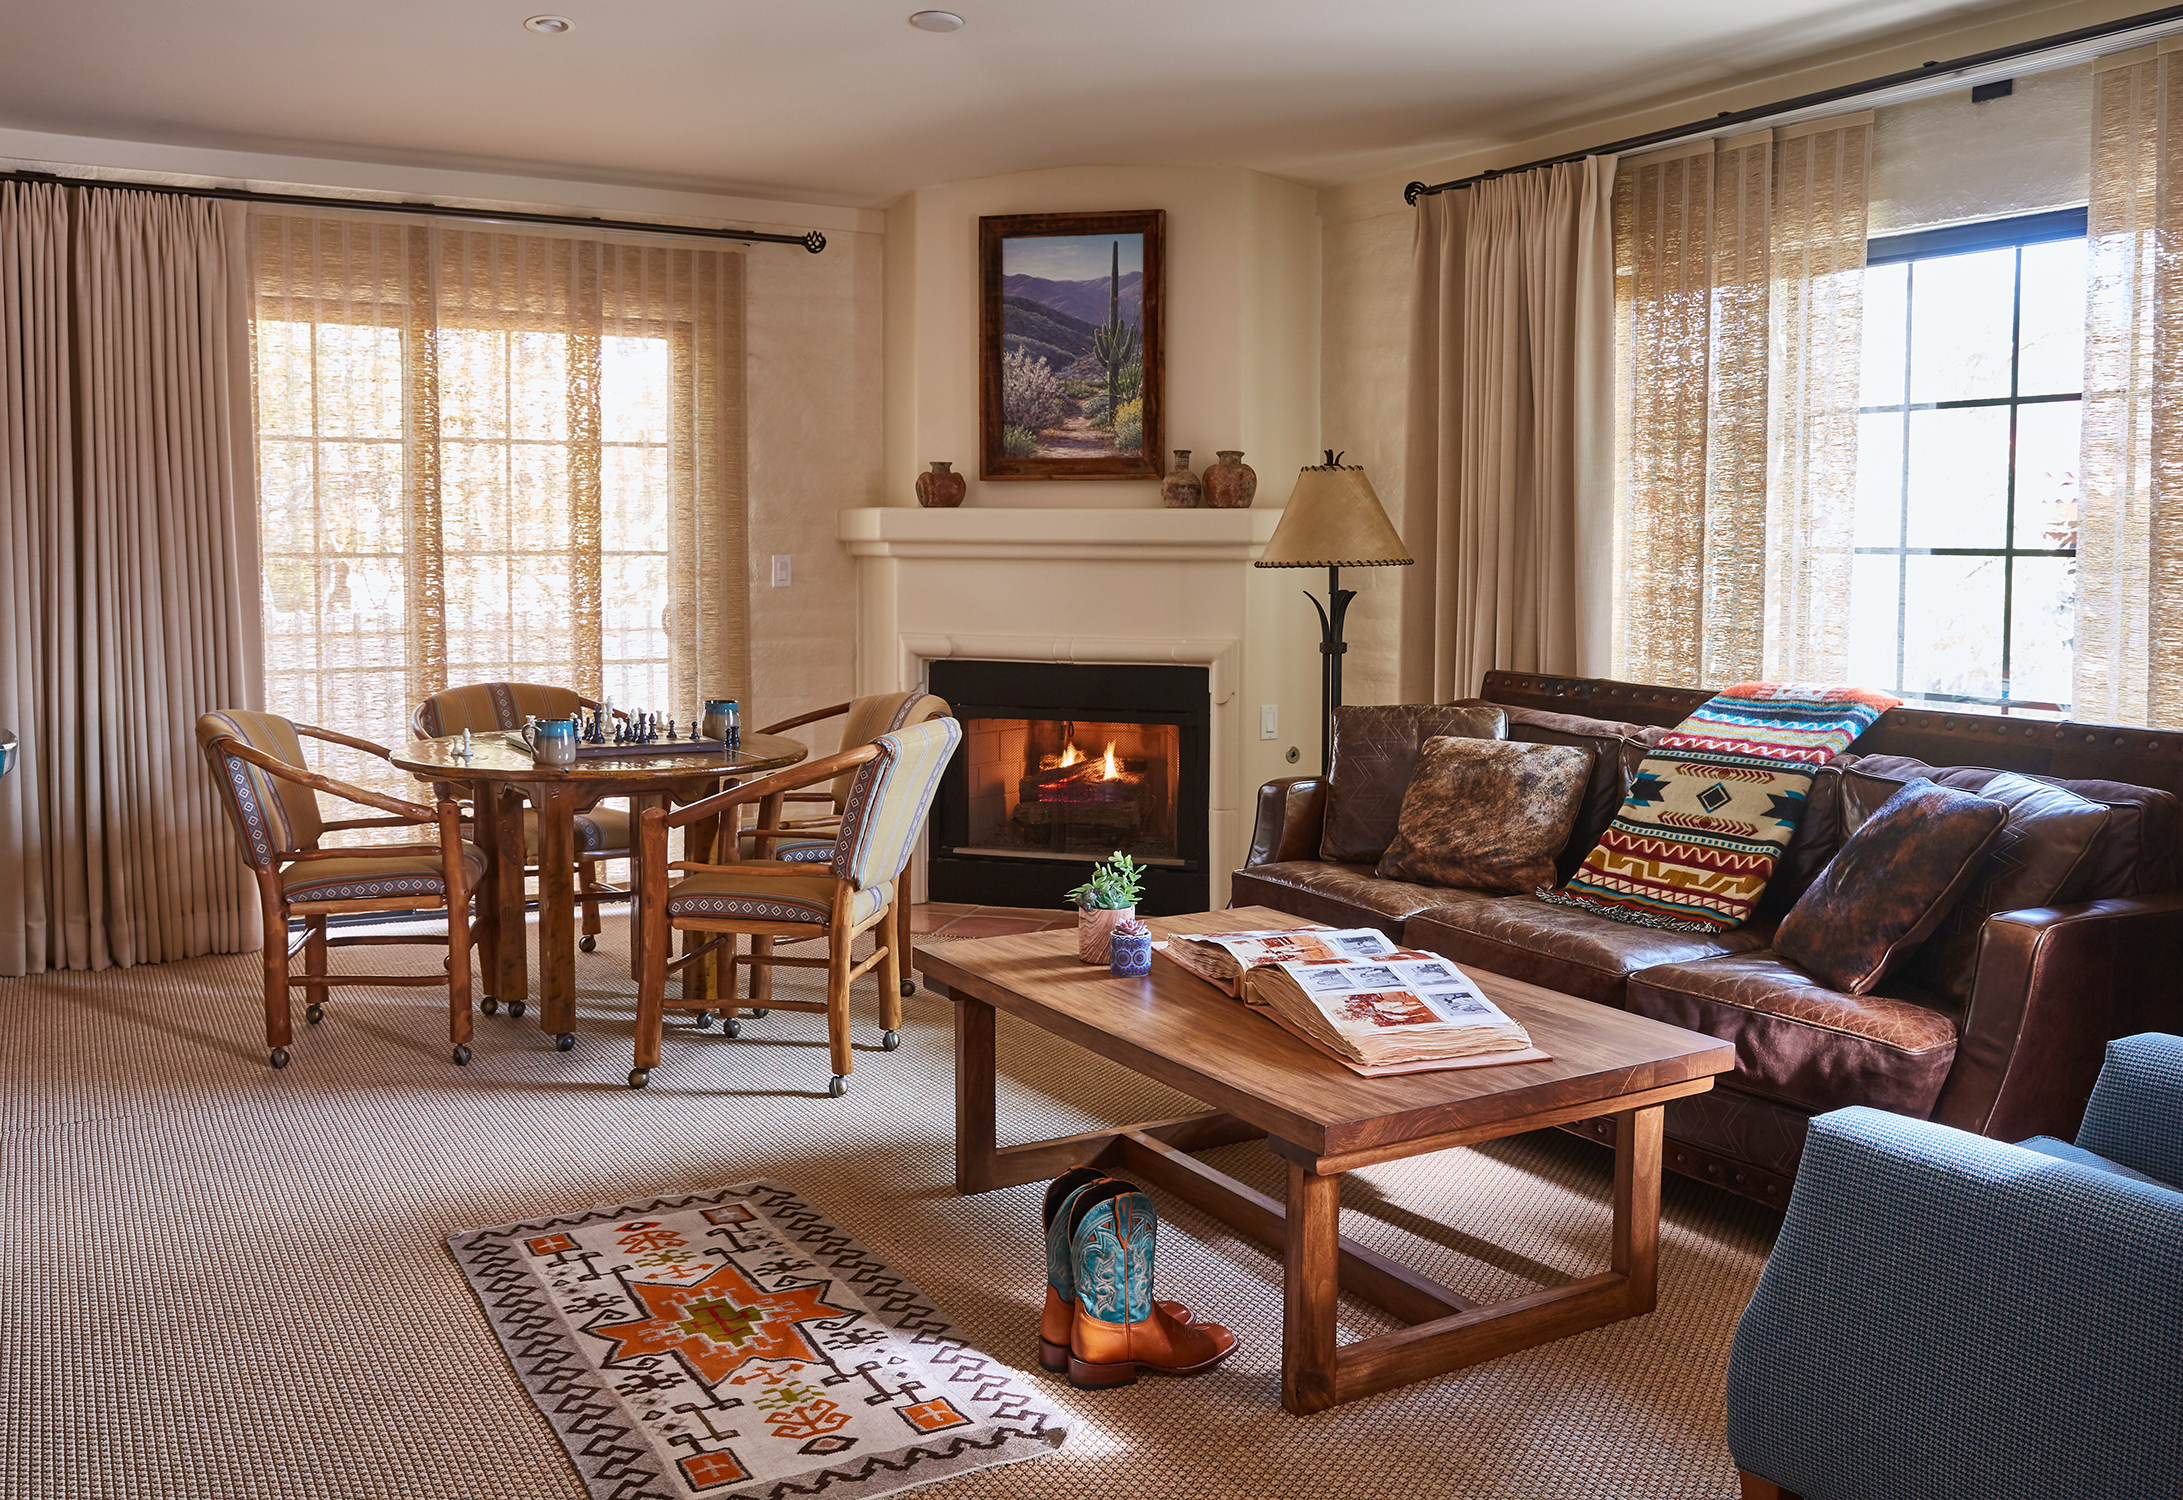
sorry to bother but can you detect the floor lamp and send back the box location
[1254,453,1413,773]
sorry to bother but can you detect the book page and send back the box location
[1264,952,1514,1033]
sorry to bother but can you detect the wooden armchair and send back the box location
[412,681,629,954]
[197,710,493,1069]
[633,715,962,1094]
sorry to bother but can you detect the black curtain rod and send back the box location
[0,168,827,252]
[1404,2,2183,203]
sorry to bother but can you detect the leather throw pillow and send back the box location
[1775,777,2009,996]
[1374,736,1591,894]
[1319,704,1509,864]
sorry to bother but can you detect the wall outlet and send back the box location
[1260,704,1279,740]
[771,554,791,588]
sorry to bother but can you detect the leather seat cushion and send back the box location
[667,866,888,928]
[1229,861,1494,939]
[1626,952,1959,1117]
[282,842,487,902]
[1406,896,1769,1007]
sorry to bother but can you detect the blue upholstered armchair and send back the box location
[1726,1034,2183,1500]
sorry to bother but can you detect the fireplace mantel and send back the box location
[838,506,1280,563]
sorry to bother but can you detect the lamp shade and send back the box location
[1254,462,1413,569]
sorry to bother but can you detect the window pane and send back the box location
[2008,556,2075,708]
[439,330,508,440]
[1902,554,2005,700]
[1905,406,2009,549]
[313,323,403,440]
[1849,552,1902,694]
[1855,411,1905,548]
[1908,247,2016,404]
[1860,260,1909,407]
[2017,238,2088,398]
[2013,399,2082,551]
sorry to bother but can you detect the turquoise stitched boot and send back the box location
[1067,1187,1237,1389]
[1039,1168,1194,1373]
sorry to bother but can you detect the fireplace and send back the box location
[929,659,1210,913]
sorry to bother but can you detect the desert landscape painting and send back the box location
[980,210,1162,479]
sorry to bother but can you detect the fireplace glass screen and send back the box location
[960,717,1183,865]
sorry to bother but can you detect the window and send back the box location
[1850,208,2088,711]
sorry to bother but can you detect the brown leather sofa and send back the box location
[1234,671,2183,1208]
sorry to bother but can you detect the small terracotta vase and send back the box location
[1077,904,1134,965]
[1202,450,1256,508]
[1160,451,1202,509]
[915,461,967,508]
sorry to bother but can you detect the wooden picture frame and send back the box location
[979,210,1164,481]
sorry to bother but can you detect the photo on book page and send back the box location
[1243,948,1534,1070]
[1158,925,1399,993]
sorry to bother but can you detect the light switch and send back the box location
[1260,704,1279,740]
[771,554,791,587]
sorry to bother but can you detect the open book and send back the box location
[1159,926,1546,1075]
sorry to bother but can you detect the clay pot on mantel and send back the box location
[1202,450,1256,508]
[915,461,967,508]
[1159,450,1203,509]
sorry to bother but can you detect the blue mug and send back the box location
[521,716,579,766]
[701,698,739,744]
[1108,926,1153,977]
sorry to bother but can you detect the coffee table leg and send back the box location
[1611,1103,1664,1314]
[953,993,999,1193]
[1282,1161,1342,1415]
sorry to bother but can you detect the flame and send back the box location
[1058,742,1082,768]
[1101,742,1118,780]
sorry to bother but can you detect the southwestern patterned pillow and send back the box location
[1375,737,1591,894]
[1320,704,1509,864]
[1774,777,2008,996]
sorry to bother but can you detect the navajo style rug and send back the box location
[450,1183,1068,1500]
[1538,682,1900,932]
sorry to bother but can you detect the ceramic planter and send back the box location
[1203,450,1256,508]
[1077,904,1135,964]
[916,461,967,508]
[1107,923,1153,976]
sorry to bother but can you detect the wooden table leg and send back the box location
[1282,1161,1342,1415]
[681,807,722,1005]
[1611,1103,1664,1315]
[626,791,666,982]
[535,783,580,1048]
[486,781,529,1016]
[953,992,999,1193]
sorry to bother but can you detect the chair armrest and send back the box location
[1726,1106,2183,1500]
[1933,893,2183,1141]
[757,701,851,737]
[2077,1033,2183,1187]
[665,744,877,829]
[1246,777,1327,866]
[292,721,393,759]
[217,737,434,822]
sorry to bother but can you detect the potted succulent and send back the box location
[1067,851,1146,965]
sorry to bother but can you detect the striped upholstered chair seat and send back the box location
[281,844,488,904]
[666,866,890,928]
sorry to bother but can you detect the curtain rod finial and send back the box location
[1404,181,1426,205]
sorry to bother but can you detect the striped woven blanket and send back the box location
[1537,682,1902,932]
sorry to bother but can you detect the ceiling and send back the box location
[1,0,2042,207]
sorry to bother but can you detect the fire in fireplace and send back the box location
[929,660,1208,912]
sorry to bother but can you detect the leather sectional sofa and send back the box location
[1233,671,2183,1208]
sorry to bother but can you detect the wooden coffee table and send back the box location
[914,906,1736,1415]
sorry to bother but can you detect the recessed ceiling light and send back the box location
[908,10,964,31]
[524,14,573,34]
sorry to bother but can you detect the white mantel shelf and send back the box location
[838,506,1281,563]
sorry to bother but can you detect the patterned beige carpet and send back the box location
[0,914,1777,1498]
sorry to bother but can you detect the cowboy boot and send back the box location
[1039,1167,1194,1373]
[1067,1185,1237,1389]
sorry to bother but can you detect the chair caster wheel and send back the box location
[579,936,597,953]
[480,996,498,1016]
[306,1004,325,1025]
[628,1068,650,1089]
[752,1007,770,1017]
[508,999,526,1019]
[269,1047,290,1070]
[828,1075,847,1097]
[452,1043,472,1066]
[725,1018,742,1038]
[691,1010,713,1030]
[442,954,451,971]
[882,1029,901,1051]
[555,1032,575,1052]
[900,980,915,999]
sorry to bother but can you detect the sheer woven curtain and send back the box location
[1611,113,1871,685]
[1401,156,1618,700]
[1,181,261,975]
[2076,42,2183,727]
[251,215,749,799]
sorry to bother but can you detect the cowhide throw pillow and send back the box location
[1319,704,1509,865]
[1775,777,2008,996]
[1374,737,1591,894]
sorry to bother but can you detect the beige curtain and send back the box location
[2076,43,2183,727]
[1610,114,1870,686]
[251,216,749,798]
[0,181,261,976]
[1401,155,1618,701]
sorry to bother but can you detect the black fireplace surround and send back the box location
[928,659,1210,913]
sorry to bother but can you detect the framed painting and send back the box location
[979,209,1164,480]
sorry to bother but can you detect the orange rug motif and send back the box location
[450,1182,1068,1499]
